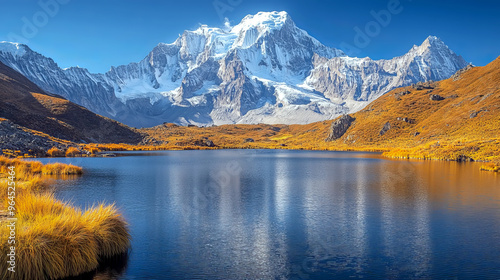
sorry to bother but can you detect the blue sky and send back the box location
[1,0,498,73]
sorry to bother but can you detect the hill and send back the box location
[140,57,500,166]
[0,61,142,145]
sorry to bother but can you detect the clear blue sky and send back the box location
[1,0,498,73]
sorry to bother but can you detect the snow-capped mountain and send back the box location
[0,11,468,127]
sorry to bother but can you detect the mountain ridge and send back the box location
[0,11,469,127]
[138,56,499,166]
[0,61,142,145]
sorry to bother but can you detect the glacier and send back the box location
[0,11,469,127]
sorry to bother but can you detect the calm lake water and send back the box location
[38,150,500,279]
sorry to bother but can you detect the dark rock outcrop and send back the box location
[397,117,415,124]
[325,115,355,141]
[451,64,474,81]
[394,90,411,101]
[193,137,215,147]
[456,155,474,162]
[429,94,445,101]
[0,119,66,156]
[470,110,480,119]
[379,122,391,136]
[412,81,436,90]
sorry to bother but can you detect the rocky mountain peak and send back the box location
[0,12,470,128]
[0,42,28,57]
[231,11,292,34]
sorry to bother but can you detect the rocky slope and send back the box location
[0,11,469,127]
[141,56,499,164]
[0,61,142,144]
[0,119,68,156]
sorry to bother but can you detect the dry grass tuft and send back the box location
[47,146,65,157]
[42,162,83,175]
[480,162,500,172]
[0,156,130,280]
[83,204,131,258]
[65,147,81,157]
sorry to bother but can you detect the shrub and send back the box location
[47,147,64,157]
[480,162,500,172]
[65,147,81,157]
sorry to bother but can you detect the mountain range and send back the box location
[0,61,141,144]
[0,11,469,127]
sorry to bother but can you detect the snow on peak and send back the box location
[231,11,291,34]
[192,25,225,36]
[419,35,449,51]
[403,35,453,57]
[0,42,27,57]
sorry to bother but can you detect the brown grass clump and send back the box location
[65,146,81,157]
[42,162,83,175]
[83,204,131,258]
[47,146,65,157]
[0,156,82,180]
[0,156,130,279]
[15,176,51,193]
[480,162,500,172]
[7,200,99,279]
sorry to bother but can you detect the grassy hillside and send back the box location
[1,55,498,170]
[0,61,142,144]
[138,57,500,169]
[321,56,500,162]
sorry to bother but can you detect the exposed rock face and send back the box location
[0,120,66,156]
[397,117,415,124]
[379,122,391,136]
[325,115,355,141]
[193,137,215,147]
[0,13,469,127]
[451,64,474,81]
[430,94,445,101]
[456,155,474,162]
[412,81,436,90]
[470,110,481,119]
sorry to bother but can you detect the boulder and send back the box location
[412,81,435,90]
[430,94,445,101]
[193,137,216,147]
[456,155,474,162]
[379,122,391,136]
[397,117,415,124]
[325,115,355,141]
[451,64,474,81]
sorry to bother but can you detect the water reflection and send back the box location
[63,252,129,280]
[42,150,500,279]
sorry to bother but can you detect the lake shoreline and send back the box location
[26,145,500,173]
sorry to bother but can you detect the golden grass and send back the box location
[47,146,65,157]
[122,58,500,172]
[0,156,130,279]
[480,162,500,172]
[83,204,130,258]
[65,146,81,157]
[0,156,82,182]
